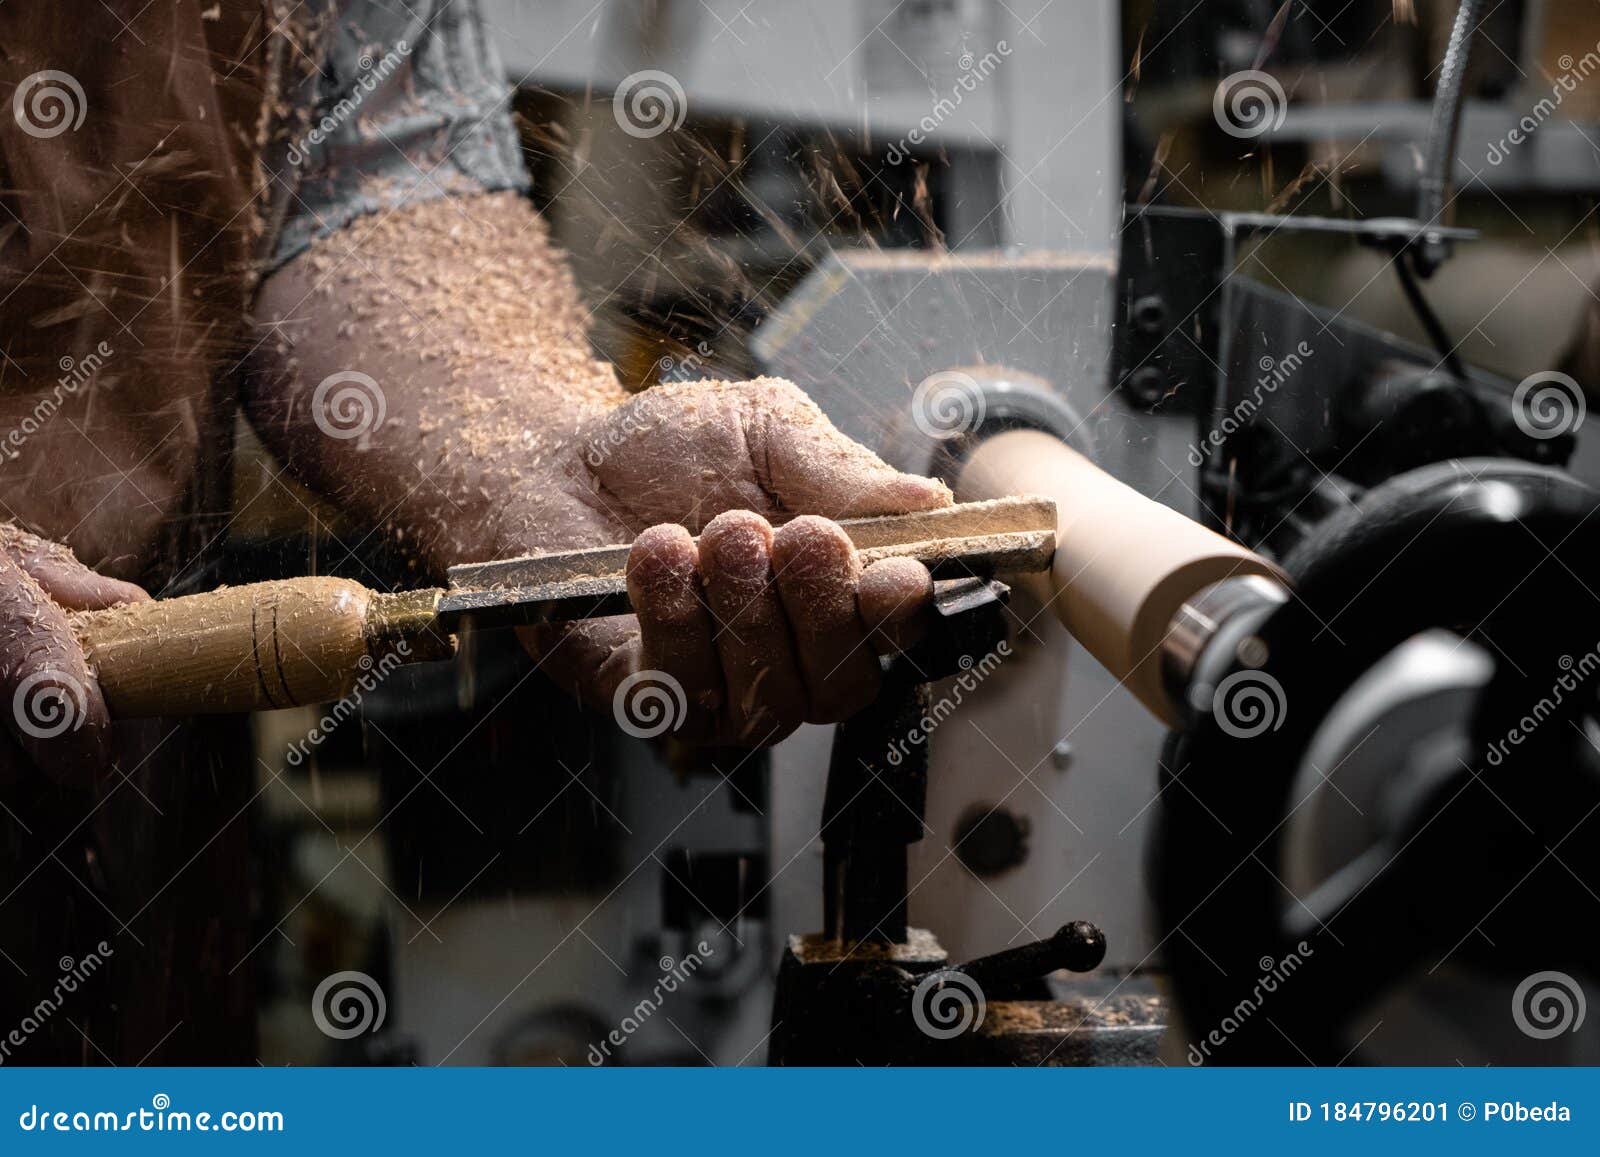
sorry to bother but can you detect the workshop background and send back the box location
[230,0,1600,1066]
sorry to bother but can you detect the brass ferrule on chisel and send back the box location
[68,496,1059,721]
[364,588,451,660]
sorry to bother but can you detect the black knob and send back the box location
[957,921,1107,993]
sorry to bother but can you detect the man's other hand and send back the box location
[0,527,148,782]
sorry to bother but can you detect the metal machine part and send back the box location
[1161,576,1290,714]
[484,0,1120,253]
[1415,0,1484,275]
[820,579,1009,945]
[953,804,1031,878]
[1283,630,1495,899]
[1279,632,1600,1065]
[757,248,1186,971]
[768,922,1132,1065]
[880,365,1091,483]
[755,250,1123,466]
[1154,460,1600,1064]
[768,577,1147,1065]
[1113,206,1572,555]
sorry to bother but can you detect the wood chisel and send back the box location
[68,496,1057,719]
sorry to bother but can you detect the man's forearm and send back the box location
[245,192,628,574]
[245,190,949,734]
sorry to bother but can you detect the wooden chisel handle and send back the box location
[68,579,448,719]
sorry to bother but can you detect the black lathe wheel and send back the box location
[1153,459,1600,1063]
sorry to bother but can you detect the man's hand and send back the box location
[0,527,148,782]
[514,379,951,747]
[247,195,950,746]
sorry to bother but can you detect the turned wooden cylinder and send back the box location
[959,430,1285,725]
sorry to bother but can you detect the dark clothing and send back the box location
[0,0,524,1063]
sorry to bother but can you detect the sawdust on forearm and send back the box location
[247,191,630,571]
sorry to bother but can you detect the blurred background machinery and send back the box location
[232,0,1600,1065]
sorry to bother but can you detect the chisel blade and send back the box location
[437,496,1057,631]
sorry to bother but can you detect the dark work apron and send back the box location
[0,0,323,1064]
